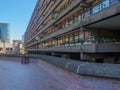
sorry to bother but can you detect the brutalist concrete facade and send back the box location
[25,0,120,63]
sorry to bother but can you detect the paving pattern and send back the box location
[0,57,120,90]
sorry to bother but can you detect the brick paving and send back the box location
[0,57,120,90]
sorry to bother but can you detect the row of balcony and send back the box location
[25,0,53,41]
[25,0,120,49]
[35,0,61,31]
[26,0,50,34]
[81,0,120,26]
[28,0,120,46]
[26,33,120,51]
[25,0,81,45]
[25,0,61,44]
[41,0,120,42]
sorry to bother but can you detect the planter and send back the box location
[65,44,69,46]
[84,42,91,44]
[76,43,81,45]
[70,44,75,46]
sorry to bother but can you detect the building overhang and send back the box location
[86,14,120,30]
[26,43,120,53]
[81,2,120,30]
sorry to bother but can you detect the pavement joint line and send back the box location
[76,63,88,73]
[65,62,72,69]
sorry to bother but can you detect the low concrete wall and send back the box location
[0,54,120,78]
[36,55,120,78]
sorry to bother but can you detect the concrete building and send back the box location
[25,0,120,63]
[0,41,13,54]
[0,22,10,43]
[13,40,24,54]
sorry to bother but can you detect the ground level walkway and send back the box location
[0,57,120,90]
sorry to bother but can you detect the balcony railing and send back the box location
[81,0,120,26]
[41,21,81,42]
[37,0,61,29]
[27,43,120,53]
[96,43,120,52]
[25,20,81,48]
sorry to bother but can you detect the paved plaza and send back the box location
[0,57,120,90]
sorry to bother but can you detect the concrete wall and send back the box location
[1,54,119,78]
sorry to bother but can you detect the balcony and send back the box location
[41,21,81,42]
[81,1,120,29]
[96,43,120,52]
[27,43,120,53]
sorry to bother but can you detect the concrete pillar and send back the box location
[80,53,83,60]
[80,53,95,61]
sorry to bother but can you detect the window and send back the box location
[69,20,73,25]
[92,4,101,14]
[84,9,90,17]
[78,14,82,21]
[65,36,69,45]
[69,34,74,44]
[65,19,69,27]
[102,0,110,9]
[79,32,84,40]
[58,38,62,46]
[109,0,118,5]
[73,15,78,23]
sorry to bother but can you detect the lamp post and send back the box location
[35,36,39,55]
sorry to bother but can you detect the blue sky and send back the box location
[0,0,37,43]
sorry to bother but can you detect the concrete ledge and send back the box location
[28,54,120,78]
[33,54,120,78]
[76,63,120,78]
[0,54,120,78]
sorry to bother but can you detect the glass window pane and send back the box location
[102,0,110,9]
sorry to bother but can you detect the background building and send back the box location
[0,22,10,43]
[0,41,13,54]
[13,40,24,54]
[0,40,24,54]
[25,0,120,63]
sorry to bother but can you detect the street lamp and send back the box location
[35,36,39,55]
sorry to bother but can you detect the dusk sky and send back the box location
[0,0,37,43]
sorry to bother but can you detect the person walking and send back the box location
[21,55,24,63]
[24,55,29,64]
[26,56,29,64]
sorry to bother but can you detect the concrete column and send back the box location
[80,53,94,61]
[80,53,83,60]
